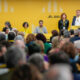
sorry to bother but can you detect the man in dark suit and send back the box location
[72,10,80,26]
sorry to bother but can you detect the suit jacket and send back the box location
[72,16,76,26]
[58,19,69,30]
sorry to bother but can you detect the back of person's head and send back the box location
[0,32,6,41]
[5,46,26,68]
[11,64,42,80]
[60,42,76,59]
[35,40,44,53]
[63,30,70,38]
[51,30,58,37]
[14,40,25,49]
[18,32,24,37]
[28,42,41,56]
[49,51,70,66]
[52,36,60,48]
[36,33,46,43]
[14,35,24,41]
[44,64,72,80]
[70,29,74,35]
[8,32,16,40]
[28,53,44,73]
[26,34,36,44]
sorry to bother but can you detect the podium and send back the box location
[71,26,80,30]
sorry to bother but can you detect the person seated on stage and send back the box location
[22,22,31,35]
[72,10,80,26]
[2,22,12,32]
[58,13,69,31]
[34,20,48,34]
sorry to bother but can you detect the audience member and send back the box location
[36,33,51,54]
[11,64,42,80]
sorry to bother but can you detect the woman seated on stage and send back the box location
[22,22,31,35]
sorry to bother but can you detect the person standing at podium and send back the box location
[58,13,69,31]
[72,10,80,26]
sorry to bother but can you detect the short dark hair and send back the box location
[8,32,16,40]
[28,42,41,56]
[52,30,58,37]
[49,51,70,65]
[36,33,46,43]
[70,29,74,35]
[39,20,43,23]
[23,22,29,28]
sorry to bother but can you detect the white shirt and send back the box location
[75,16,80,26]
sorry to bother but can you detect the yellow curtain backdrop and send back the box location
[0,0,80,33]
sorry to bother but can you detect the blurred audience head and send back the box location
[14,40,25,49]
[11,64,42,80]
[26,34,36,44]
[14,35,24,41]
[5,46,26,68]
[51,30,58,37]
[44,64,72,80]
[28,53,44,73]
[18,32,24,37]
[36,33,46,43]
[70,29,74,35]
[8,31,16,40]
[35,40,44,53]
[49,51,69,66]
[28,42,41,56]
[60,42,76,59]
[52,37,60,48]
